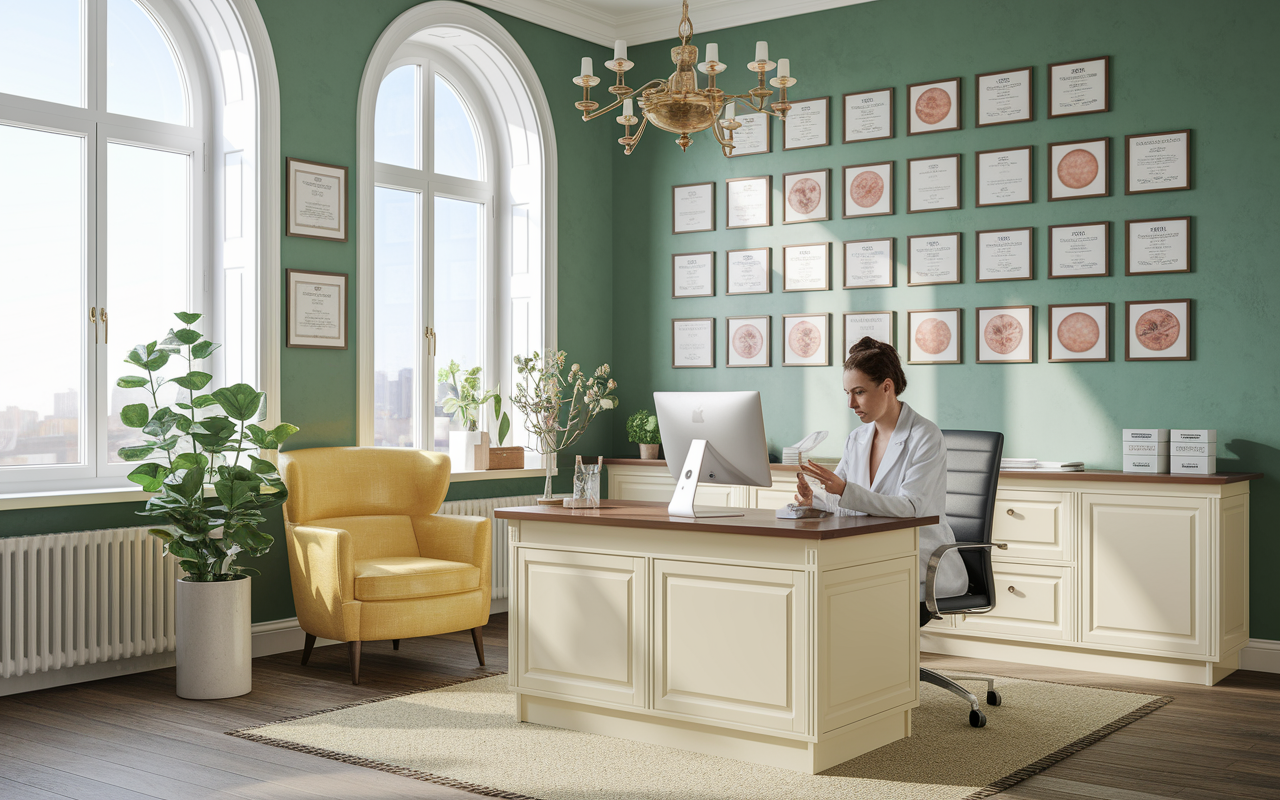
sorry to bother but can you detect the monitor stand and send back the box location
[667,439,746,519]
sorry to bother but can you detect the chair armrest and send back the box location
[923,541,1008,619]
[287,524,355,605]
[411,514,492,577]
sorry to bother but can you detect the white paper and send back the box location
[672,252,713,297]
[1128,131,1190,193]
[726,177,770,228]
[1128,218,1189,273]
[783,97,828,149]
[726,248,770,294]
[908,234,960,284]
[784,243,828,291]
[1051,223,1108,277]
[977,229,1032,281]
[908,155,959,212]
[728,112,769,156]
[844,89,893,142]
[843,238,894,288]
[977,68,1032,125]
[977,147,1031,206]
[791,430,828,451]
[672,183,713,233]
[1050,57,1107,116]
[672,319,714,367]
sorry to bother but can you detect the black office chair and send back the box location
[922,429,1007,728]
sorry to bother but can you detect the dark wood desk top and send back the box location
[494,500,938,540]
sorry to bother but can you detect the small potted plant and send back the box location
[626,409,662,460]
[438,360,500,471]
[485,392,523,470]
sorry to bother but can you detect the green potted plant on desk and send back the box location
[626,409,662,460]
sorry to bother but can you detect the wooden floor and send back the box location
[1,614,1277,800]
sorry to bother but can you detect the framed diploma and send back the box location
[672,318,715,368]
[727,316,770,367]
[727,112,770,157]
[1126,217,1191,275]
[907,154,960,213]
[782,168,830,224]
[842,88,893,143]
[975,146,1031,207]
[671,252,714,298]
[1125,299,1191,362]
[844,311,895,354]
[726,247,771,295]
[1048,303,1110,363]
[1125,129,1191,194]
[286,158,348,241]
[725,176,771,229]
[1048,56,1109,118]
[907,233,961,286]
[1049,138,1109,201]
[783,97,829,150]
[843,238,895,289]
[842,161,893,218]
[671,182,714,234]
[976,67,1032,126]
[976,305,1034,364]
[907,77,961,135]
[976,227,1033,282]
[782,313,830,367]
[286,269,348,349]
[907,308,962,365]
[1049,222,1110,279]
[782,242,830,292]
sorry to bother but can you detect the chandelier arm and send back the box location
[623,115,649,155]
[710,118,735,157]
[582,80,665,122]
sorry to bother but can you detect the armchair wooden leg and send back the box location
[392,639,400,651]
[471,626,485,667]
[300,633,316,666]
[349,641,362,685]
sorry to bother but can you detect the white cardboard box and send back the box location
[1123,455,1170,473]
[1171,429,1217,443]
[1122,429,1170,442]
[1171,456,1217,474]
[1123,441,1170,456]
[1171,441,1214,457]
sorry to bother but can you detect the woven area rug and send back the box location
[229,674,1170,800]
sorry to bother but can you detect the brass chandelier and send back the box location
[572,0,797,156]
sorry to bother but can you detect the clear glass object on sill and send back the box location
[570,455,602,508]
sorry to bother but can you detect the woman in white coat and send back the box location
[794,336,969,625]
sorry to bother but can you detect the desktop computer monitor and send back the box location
[653,391,772,518]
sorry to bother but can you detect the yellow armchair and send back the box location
[280,447,491,684]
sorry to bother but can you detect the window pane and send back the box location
[0,0,82,107]
[0,124,84,467]
[375,65,418,169]
[373,186,420,448]
[106,142,189,463]
[433,75,481,180]
[433,196,483,452]
[107,0,186,125]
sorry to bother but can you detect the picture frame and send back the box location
[726,111,770,157]
[975,66,1033,126]
[1126,129,1191,194]
[1049,222,1110,279]
[782,313,830,366]
[1048,302,1110,363]
[726,247,772,295]
[783,242,831,292]
[1125,299,1192,362]
[976,227,1034,282]
[843,237,895,289]
[286,158,348,242]
[842,161,893,218]
[1048,56,1110,118]
[843,87,894,143]
[907,308,962,365]
[1126,217,1191,275]
[672,317,715,368]
[975,146,1032,207]
[782,169,830,224]
[907,77,961,135]
[1049,137,1109,201]
[727,316,771,367]
[671,252,715,298]
[286,268,348,349]
[725,175,771,229]
[907,154,960,213]
[671,182,715,234]
[782,97,830,150]
[907,233,961,286]
[844,311,896,354]
[976,305,1034,364]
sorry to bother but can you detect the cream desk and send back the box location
[606,460,1259,686]
[494,501,938,773]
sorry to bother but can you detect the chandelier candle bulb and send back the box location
[778,58,790,79]
[755,41,768,62]
[613,39,627,61]
[723,103,735,120]
[706,43,718,63]
[623,98,633,116]
[580,57,593,78]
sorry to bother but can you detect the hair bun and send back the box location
[849,336,881,355]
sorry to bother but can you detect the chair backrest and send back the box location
[280,447,452,526]
[939,430,1004,598]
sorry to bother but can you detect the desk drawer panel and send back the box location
[955,564,1073,641]
[992,490,1072,562]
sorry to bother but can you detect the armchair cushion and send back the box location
[309,515,419,561]
[353,556,481,601]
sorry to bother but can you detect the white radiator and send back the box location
[440,495,538,600]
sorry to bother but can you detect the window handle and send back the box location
[424,326,436,356]
[101,308,108,344]
[90,306,98,343]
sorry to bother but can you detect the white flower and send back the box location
[599,398,615,409]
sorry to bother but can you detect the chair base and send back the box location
[920,668,1001,727]
[300,628,487,685]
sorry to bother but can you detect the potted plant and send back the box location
[626,409,662,460]
[485,393,523,470]
[117,312,297,699]
[438,360,500,471]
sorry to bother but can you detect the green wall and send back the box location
[610,0,1280,639]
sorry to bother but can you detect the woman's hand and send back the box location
[794,471,814,506]
[801,460,847,497]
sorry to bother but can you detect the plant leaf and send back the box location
[498,413,510,447]
[171,371,213,391]
[174,311,202,324]
[116,375,149,389]
[172,452,209,472]
[247,455,277,474]
[191,394,219,408]
[191,340,220,360]
[171,328,202,345]
[143,408,178,437]
[212,384,264,421]
[191,416,239,450]
[126,463,170,492]
[117,444,156,461]
[121,403,150,428]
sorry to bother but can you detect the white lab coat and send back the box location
[813,402,969,602]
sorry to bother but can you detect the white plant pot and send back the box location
[449,429,488,471]
[639,443,660,460]
[176,575,252,699]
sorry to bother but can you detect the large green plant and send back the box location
[438,360,508,440]
[117,312,298,582]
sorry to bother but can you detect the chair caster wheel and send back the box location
[987,690,1002,707]
[970,709,987,728]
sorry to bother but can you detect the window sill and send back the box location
[449,467,549,483]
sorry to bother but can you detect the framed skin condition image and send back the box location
[1127,217,1191,275]
[843,161,893,218]
[975,146,1031,207]
[907,77,960,135]
[1126,130,1191,194]
[783,97,830,150]
[726,247,771,295]
[727,111,770,157]
[672,252,714,298]
[1048,303,1110,363]
[286,158,348,241]
[843,88,893,143]
[843,237,895,289]
[1126,299,1191,361]
[976,227,1033,282]
[783,242,830,292]
[907,154,960,213]
[286,269,348,349]
[844,311,895,353]
[725,176,771,229]
[672,318,715,368]
[1048,56,1109,118]
[1049,138,1109,201]
[1049,222,1110,279]
[672,182,715,234]
[727,316,770,367]
[782,168,830,224]
[782,313,830,367]
[976,67,1032,126]
[907,233,961,286]
[907,308,961,365]
[976,305,1034,364]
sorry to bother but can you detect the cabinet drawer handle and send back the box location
[1006,508,1015,516]
[1008,585,1017,594]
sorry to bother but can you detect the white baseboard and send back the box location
[1240,638,1280,674]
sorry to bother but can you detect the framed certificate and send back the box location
[672,182,715,234]
[1049,222,1110,278]
[782,313,830,366]
[907,233,961,286]
[1048,56,1110,118]
[286,158,348,241]
[782,169,830,224]
[783,97,829,150]
[1048,303,1110,363]
[726,247,771,295]
[843,238,895,289]
[1126,130,1191,194]
[976,227,1033,282]
[907,78,961,134]
[1049,138,1109,201]
[976,305,1034,364]
[843,88,893,143]
[844,311,895,353]
[782,242,830,292]
[671,252,714,298]
[842,161,893,218]
[727,316,770,367]
[976,67,1032,126]
[286,269,348,349]
[672,318,715,368]
[975,146,1031,207]
[907,308,962,365]
[1126,217,1191,275]
[907,154,960,213]
[1126,299,1191,362]
[727,112,770,157]
[725,176,771,229]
